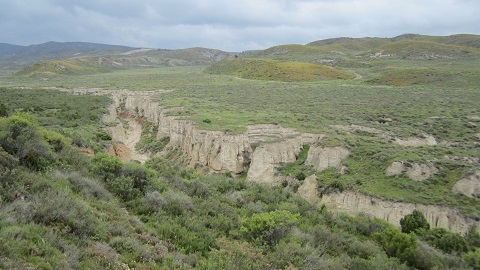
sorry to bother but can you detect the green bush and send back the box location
[0,103,7,117]
[0,113,55,170]
[464,249,480,270]
[145,156,179,178]
[240,210,299,247]
[465,226,480,249]
[422,227,468,254]
[89,153,123,181]
[374,227,417,266]
[121,162,157,194]
[400,209,430,234]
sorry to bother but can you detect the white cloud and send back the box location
[0,0,478,51]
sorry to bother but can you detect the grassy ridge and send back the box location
[368,40,480,59]
[205,58,355,81]
[16,59,109,77]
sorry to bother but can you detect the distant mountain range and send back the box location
[0,41,237,71]
[0,41,135,65]
[2,33,480,77]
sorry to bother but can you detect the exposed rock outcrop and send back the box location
[386,161,438,181]
[305,146,350,172]
[297,175,319,203]
[331,124,437,147]
[318,191,480,234]
[246,134,322,184]
[395,135,437,146]
[452,170,480,199]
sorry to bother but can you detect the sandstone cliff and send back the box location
[104,90,324,182]
[319,190,480,234]
[297,176,480,234]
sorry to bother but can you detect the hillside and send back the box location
[0,42,136,68]
[90,47,235,68]
[308,33,480,48]
[16,59,109,78]
[205,58,355,81]
[0,42,234,72]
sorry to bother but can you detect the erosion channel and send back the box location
[68,88,480,234]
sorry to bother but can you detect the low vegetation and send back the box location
[206,58,355,81]
[16,59,108,78]
[1,110,480,269]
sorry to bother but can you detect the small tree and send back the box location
[375,227,417,266]
[400,209,430,234]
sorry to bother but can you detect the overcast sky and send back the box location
[1,0,479,52]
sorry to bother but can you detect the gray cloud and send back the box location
[1,0,479,51]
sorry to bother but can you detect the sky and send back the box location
[1,0,479,52]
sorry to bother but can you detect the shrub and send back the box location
[0,114,55,170]
[0,103,8,117]
[465,226,480,249]
[400,209,430,234]
[145,156,179,178]
[374,227,417,266]
[240,210,299,247]
[55,171,112,201]
[464,249,480,270]
[422,227,468,254]
[31,189,107,239]
[161,190,194,216]
[121,162,157,194]
[89,153,123,181]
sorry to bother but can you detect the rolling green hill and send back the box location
[15,59,109,77]
[205,58,355,81]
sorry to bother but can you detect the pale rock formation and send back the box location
[331,124,393,139]
[386,161,438,181]
[395,135,437,146]
[319,191,480,234]
[452,170,480,199]
[106,90,324,179]
[246,134,322,184]
[297,175,320,203]
[305,146,350,172]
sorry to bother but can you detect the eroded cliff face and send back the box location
[104,90,324,181]
[305,146,350,172]
[297,177,480,234]
[452,170,480,199]
[319,191,480,234]
[246,134,323,184]
[385,161,438,181]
